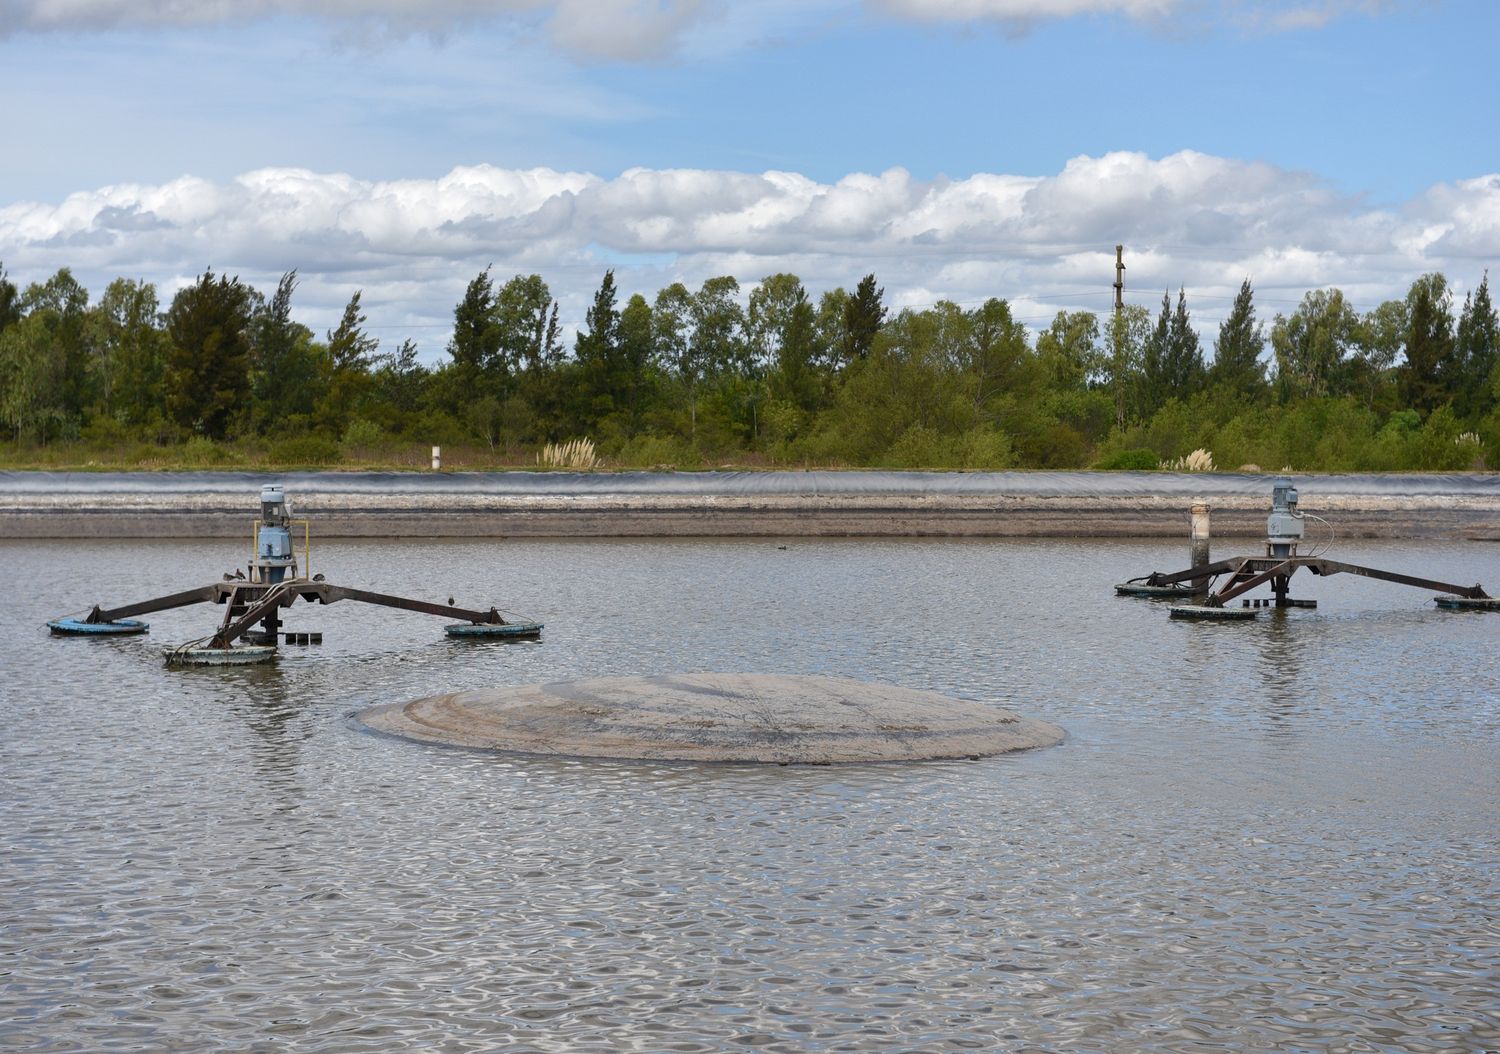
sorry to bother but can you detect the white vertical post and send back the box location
[431,446,442,471]
[1190,502,1211,593]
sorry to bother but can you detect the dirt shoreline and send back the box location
[3,490,1497,539]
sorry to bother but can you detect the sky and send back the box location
[1,0,1497,358]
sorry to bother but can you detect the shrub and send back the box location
[611,434,698,469]
[1094,448,1159,471]
[268,434,341,466]
[182,435,232,465]
[341,418,385,450]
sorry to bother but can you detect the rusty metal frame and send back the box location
[1130,555,1489,609]
[83,575,510,648]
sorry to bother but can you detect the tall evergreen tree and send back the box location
[1209,278,1266,397]
[447,267,502,399]
[573,270,623,425]
[1141,288,1204,413]
[0,262,20,334]
[371,338,427,419]
[840,273,887,364]
[319,290,379,433]
[1400,272,1455,413]
[164,270,256,438]
[617,293,658,435]
[251,270,321,426]
[1454,272,1498,417]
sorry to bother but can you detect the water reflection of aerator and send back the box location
[46,485,544,664]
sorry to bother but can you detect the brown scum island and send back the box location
[2,469,1498,540]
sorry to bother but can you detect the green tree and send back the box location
[447,267,502,401]
[164,270,256,438]
[1400,272,1454,413]
[21,268,91,421]
[494,274,561,374]
[1209,279,1267,398]
[370,338,428,425]
[250,271,323,428]
[653,282,699,437]
[1272,288,1358,401]
[1454,272,1497,417]
[1141,289,1204,414]
[318,290,378,433]
[573,269,623,427]
[91,277,165,425]
[1036,310,1100,393]
[0,314,68,442]
[616,293,658,436]
[0,262,20,334]
[749,274,825,415]
[1349,298,1406,412]
[839,273,886,365]
[1104,303,1152,429]
[949,298,1032,414]
[690,276,746,378]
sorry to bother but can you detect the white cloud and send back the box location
[3,152,1496,355]
[0,0,1400,61]
[0,0,723,60]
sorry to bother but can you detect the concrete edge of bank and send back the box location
[3,492,1498,540]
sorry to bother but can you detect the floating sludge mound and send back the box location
[358,673,1064,764]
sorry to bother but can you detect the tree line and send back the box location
[1,260,1496,471]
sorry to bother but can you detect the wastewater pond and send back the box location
[2,536,1497,1053]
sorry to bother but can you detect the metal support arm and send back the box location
[90,583,229,623]
[1134,557,1249,587]
[1305,559,1488,599]
[311,583,504,624]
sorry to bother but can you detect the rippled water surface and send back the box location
[3,536,1498,1052]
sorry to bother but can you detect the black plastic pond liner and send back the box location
[5,469,1498,499]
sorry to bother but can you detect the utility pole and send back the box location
[1113,244,1125,315]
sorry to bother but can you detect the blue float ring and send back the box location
[48,617,149,636]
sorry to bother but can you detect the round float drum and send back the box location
[165,644,278,666]
[1433,594,1500,611]
[1168,604,1259,621]
[445,621,544,639]
[1115,582,1198,598]
[48,617,149,636]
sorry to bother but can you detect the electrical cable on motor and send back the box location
[1302,513,1336,558]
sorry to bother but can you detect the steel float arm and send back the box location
[308,582,504,624]
[1134,557,1249,586]
[89,583,230,623]
[1305,559,1489,599]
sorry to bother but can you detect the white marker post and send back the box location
[1190,502,1211,593]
